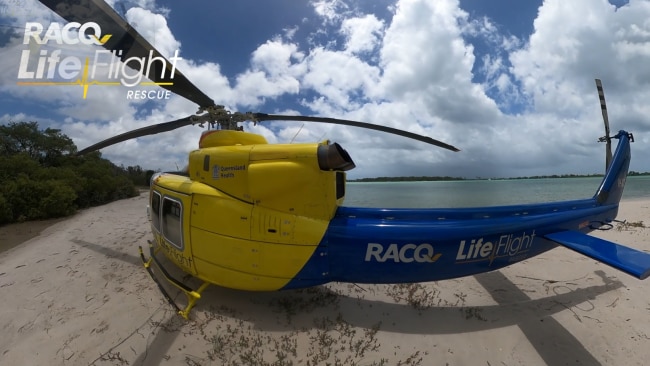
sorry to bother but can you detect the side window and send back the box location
[162,197,183,250]
[151,191,161,232]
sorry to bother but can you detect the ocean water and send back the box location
[344,176,650,208]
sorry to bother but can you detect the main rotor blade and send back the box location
[595,79,612,170]
[77,111,460,155]
[253,114,461,152]
[38,0,215,109]
[77,116,194,155]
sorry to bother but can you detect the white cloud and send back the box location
[340,14,384,53]
[125,7,179,58]
[377,0,500,130]
[311,0,351,24]
[510,0,628,113]
[231,41,305,107]
[301,47,381,111]
[508,0,650,145]
[283,26,299,40]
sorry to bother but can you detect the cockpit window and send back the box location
[151,191,161,232]
[162,197,183,250]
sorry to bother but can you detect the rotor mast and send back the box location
[195,105,256,131]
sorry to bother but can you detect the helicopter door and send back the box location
[150,191,162,233]
[161,196,184,251]
[150,189,195,274]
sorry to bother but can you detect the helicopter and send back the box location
[36,0,650,319]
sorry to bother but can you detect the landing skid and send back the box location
[139,241,209,319]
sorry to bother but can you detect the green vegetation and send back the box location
[0,121,151,225]
[504,173,604,180]
[628,171,650,176]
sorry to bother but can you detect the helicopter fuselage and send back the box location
[146,129,637,293]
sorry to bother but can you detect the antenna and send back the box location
[289,123,305,143]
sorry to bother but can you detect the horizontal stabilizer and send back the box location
[544,230,650,280]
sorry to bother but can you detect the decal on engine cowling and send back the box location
[365,243,442,263]
[456,230,536,265]
[212,164,246,179]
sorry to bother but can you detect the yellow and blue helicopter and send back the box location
[39,0,650,319]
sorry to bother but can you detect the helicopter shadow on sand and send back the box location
[197,269,621,334]
[194,269,619,365]
[71,238,143,267]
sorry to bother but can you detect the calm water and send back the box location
[344,176,650,208]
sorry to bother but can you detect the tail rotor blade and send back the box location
[595,79,612,171]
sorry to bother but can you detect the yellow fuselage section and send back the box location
[148,130,346,290]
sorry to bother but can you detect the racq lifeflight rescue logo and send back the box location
[16,21,180,100]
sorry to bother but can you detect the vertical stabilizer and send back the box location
[594,131,633,205]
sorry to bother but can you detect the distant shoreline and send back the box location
[349,172,650,183]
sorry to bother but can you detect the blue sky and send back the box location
[0,0,648,179]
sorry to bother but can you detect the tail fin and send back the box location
[594,131,633,205]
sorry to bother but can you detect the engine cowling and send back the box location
[188,130,354,221]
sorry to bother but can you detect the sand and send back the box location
[0,193,648,365]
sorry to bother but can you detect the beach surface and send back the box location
[1,193,648,365]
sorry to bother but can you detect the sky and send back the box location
[0,0,648,179]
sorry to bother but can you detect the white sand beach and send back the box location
[1,193,648,365]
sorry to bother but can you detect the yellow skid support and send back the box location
[139,241,209,319]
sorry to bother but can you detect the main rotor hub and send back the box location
[195,105,257,131]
